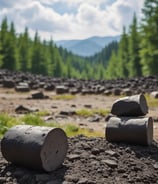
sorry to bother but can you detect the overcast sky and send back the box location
[0,0,145,41]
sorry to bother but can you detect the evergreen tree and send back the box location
[0,20,17,70]
[30,31,47,74]
[140,0,158,75]
[17,27,31,72]
[117,27,129,78]
[53,47,63,77]
[106,51,118,79]
[0,17,9,69]
[9,22,17,69]
[47,39,55,76]
[128,14,142,77]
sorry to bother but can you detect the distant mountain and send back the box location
[55,36,120,57]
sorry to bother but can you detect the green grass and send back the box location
[0,113,104,138]
[20,114,46,126]
[0,114,20,137]
[145,94,158,107]
[76,108,110,117]
[62,123,104,137]
[52,94,76,100]
[35,110,51,116]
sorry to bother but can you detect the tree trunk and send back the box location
[1,125,68,172]
[111,94,148,116]
[106,116,153,145]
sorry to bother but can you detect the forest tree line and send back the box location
[0,17,117,80]
[0,0,158,80]
[105,0,158,79]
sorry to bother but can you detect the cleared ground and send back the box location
[0,87,158,139]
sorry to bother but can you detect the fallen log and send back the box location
[1,125,68,172]
[106,116,153,145]
[111,94,148,116]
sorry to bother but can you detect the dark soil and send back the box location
[1,136,158,184]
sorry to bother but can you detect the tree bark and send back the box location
[1,125,68,172]
[106,116,153,145]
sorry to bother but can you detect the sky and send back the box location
[0,0,145,41]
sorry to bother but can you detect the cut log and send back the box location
[106,116,153,145]
[111,94,148,116]
[150,91,158,99]
[1,125,68,172]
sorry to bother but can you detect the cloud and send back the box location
[105,0,144,32]
[0,0,145,40]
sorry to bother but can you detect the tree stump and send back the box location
[106,116,153,145]
[1,125,68,172]
[111,94,148,116]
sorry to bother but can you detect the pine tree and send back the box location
[17,27,31,72]
[117,27,129,78]
[53,46,63,77]
[0,17,9,69]
[140,0,158,75]
[128,14,142,77]
[106,51,118,79]
[47,38,55,76]
[30,31,47,74]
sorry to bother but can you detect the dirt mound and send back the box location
[1,136,158,184]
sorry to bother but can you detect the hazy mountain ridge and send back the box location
[55,36,120,57]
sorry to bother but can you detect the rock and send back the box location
[84,104,92,108]
[3,79,15,88]
[88,115,101,122]
[78,178,88,184]
[64,175,79,182]
[15,85,30,92]
[105,150,118,157]
[15,105,38,114]
[102,159,118,168]
[56,86,69,94]
[91,148,101,155]
[69,88,79,95]
[44,84,55,91]
[153,163,158,170]
[112,88,121,96]
[59,110,76,116]
[67,154,80,161]
[121,88,132,96]
[31,91,49,99]
[104,90,112,96]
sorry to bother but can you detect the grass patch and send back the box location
[52,94,76,100]
[0,113,104,138]
[76,108,110,117]
[35,110,51,116]
[20,114,45,126]
[0,114,20,137]
[76,109,94,117]
[62,123,104,137]
[145,94,158,107]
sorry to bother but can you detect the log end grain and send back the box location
[40,128,68,172]
[139,94,148,115]
[146,117,153,145]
